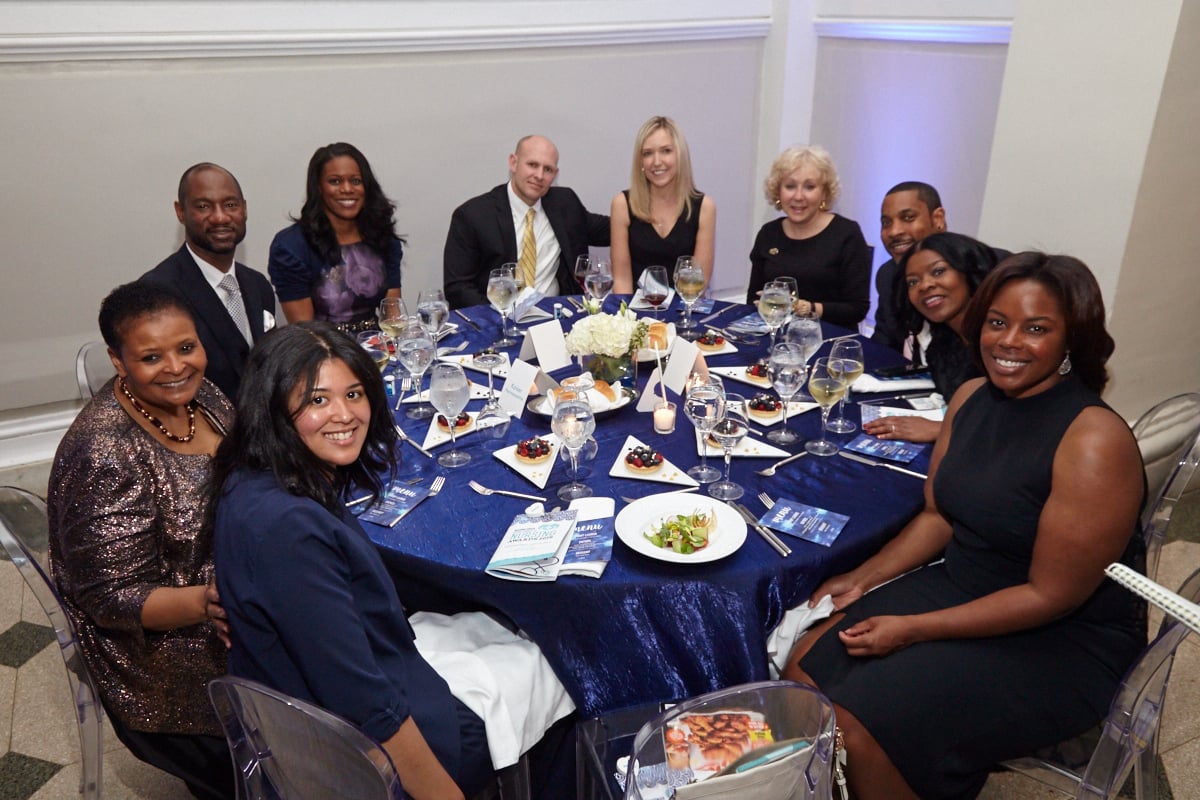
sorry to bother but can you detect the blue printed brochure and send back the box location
[486,509,578,582]
[842,433,925,464]
[558,497,616,579]
[757,498,849,548]
[726,310,770,334]
[355,483,431,528]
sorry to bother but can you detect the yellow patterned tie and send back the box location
[518,207,537,289]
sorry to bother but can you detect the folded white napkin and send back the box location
[764,595,836,678]
[410,611,576,768]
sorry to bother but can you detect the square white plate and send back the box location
[492,434,563,490]
[608,434,700,486]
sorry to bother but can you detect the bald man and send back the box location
[443,135,610,308]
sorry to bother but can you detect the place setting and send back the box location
[608,434,700,488]
[492,433,564,490]
[614,492,747,565]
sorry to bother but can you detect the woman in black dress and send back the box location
[611,116,716,293]
[746,145,871,328]
[784,253,1146,799]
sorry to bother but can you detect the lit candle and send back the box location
[653,402,676,435]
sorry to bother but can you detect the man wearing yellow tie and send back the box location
[443,135,610,308]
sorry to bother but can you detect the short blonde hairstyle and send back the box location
[763,145,840,207]
[627,116,700,223]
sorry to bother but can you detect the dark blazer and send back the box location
[140,245,276,400]
[443,183,610,309]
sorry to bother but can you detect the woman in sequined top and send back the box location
[47,282,235,800]
[269,142,405,331]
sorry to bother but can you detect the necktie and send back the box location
[217,273,253,345]
[518,207,537,289]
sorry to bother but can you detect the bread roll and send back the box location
[647,322,670,350]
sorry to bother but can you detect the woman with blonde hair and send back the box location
[747,145,871,328]
[611,116,716,293]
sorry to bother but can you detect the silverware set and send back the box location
[394,422,433,458]
[729,499,790,557]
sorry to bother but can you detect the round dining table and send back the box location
[365,294,930,718]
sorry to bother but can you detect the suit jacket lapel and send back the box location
[172,249,250,358]
[492,185,519,263]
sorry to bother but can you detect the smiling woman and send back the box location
[268,143,406,330]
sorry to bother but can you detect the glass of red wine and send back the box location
[574,255,592,294]
[642,265,670,319]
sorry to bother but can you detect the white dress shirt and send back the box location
[507,182,562,296]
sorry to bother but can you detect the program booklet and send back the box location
[485,509,578,582]
[558,497,616,579]
[354,483,431,528]
[758,498,849,547]
[842,432,925,463]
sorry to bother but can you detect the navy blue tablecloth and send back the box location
[366,295,928,717]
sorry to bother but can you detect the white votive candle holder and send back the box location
[653,401,676,435]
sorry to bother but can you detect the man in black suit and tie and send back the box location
[141,163,276,399]
[443,135,610,309]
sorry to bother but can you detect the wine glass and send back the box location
[429,363,472,468]
[397,322,436,419]
[416,288,450,346]
[573,254,592,293]
[552,389,596,501]
[785,313,823,401]
[584,259,614,310]
[767,343,806,444]
[674,257,706,339]
[806,357,848,456]
[473,350,504,410]
[826,339,865,434]
[500,262,525,339]
[487,267,519,347]
[642,265,670,320]
[757,283,792,350]
[377,297,409,362]
[769,277,798,335]
[684,374,725,483]
[708,393,749,501]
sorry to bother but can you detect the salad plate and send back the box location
[615,494,746,564]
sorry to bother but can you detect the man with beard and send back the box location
[871,181,946,351]
[141,163,276,398]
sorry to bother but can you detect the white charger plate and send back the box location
[615,494,747,564]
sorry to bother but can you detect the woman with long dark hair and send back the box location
[269,143,405,331]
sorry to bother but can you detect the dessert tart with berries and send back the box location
[745,361,770,385]
[695,331,726,352]
[624,445,665,473]
[514,437,552,465]
[435,411,473,433]
[747,393,783,419]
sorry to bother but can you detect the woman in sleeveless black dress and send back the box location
[611,116,716,293]
[784,253,1147,799]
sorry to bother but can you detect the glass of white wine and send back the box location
[806,357,847,456]
[757,283,792,350]
[429,363,472,468]
[377,297,409,362]
[487,267,519,347]
[827,339,865,434]
[674,257,706,339]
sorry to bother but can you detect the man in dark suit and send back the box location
[141,163,276,400]
[871,181,947,352]
[443,135,610,308]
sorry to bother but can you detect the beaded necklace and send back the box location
[119,378,197,443]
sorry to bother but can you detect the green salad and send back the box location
[644,509,716,554]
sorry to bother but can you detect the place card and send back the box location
[498,358,541,418]
[842,433,925,463]
[757,498,849,547]
[518,318,571,372]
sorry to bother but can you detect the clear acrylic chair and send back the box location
[0,486,104,800]
[75,340,115,399]
[1001,565,1200,799]
[622,680,836,800]
[208,675,406,799]
[1133,393,1200,581]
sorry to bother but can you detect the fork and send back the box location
[754,451,807,477]
[468,480,547,503]
[395,376,412,411]
[429,476,446,497]
[758,492,775,510]
[436,341,470,357]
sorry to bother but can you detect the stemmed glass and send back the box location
[584,259,614,311]
[806,357,848,456]
[377,297,409,362]
[487,267,519,347]
[757,283,792,350]
[474,350,504,410]
[785,312,823,401]
[500,262,525,339]
[674,257,706,339]
[766,343,806,444]
[826,340,865,434]
[416,288,450,347]
[708,393,749,501]
[397,322,436,419]
[642,265,670,320]
[684,374,725,483]
[769,277,798,335]
[552,387,596,501]
[429,363,471,468]
[573,255,592,293]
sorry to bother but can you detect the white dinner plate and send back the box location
[615,494,747,564]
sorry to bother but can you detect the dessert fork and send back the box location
[468,480,547,503]
[754,451,807,477]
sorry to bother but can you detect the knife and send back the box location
[454,309,482,331]
[731,502,791,557]
[393,424,433,458]
[837,450,927,479]
[697,307,725,325]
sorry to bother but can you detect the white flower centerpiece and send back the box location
[564,303,647,390]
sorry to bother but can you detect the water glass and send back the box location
[767,343,806,445]
[416,288,450,344]
[429,363,471,467]
[708,393,749,500]
[684,374,725,483]
[397,322,436,419]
